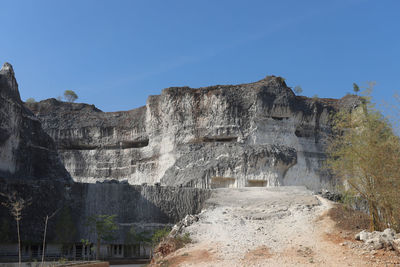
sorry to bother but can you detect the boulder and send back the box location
[393,239,400,253]
[355,228,398,251]
[169,214,200,237]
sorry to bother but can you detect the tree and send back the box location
[126,226,150,244]
[327,88,400,231]
[80,239,91,261]
[353,83,360,94]
[86,214,118,259]
[26,98,36,103]
[294,85,303,95]
[0,192,31,267]
[63,90,78,102]
[41,209,60,266]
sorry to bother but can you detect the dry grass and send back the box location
[327,203,369,233]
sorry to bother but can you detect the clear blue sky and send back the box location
[1,0,399,112]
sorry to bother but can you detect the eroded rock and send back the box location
[0,63,71,182]
[26,75,361,190]
[355,228,400,251]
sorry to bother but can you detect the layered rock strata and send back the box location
[27,76,359,191]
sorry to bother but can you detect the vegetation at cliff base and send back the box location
[86,214,118,259]
[327,86,400,232]
[0,192,31,267]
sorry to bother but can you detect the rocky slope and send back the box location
[0,63,71,182]
[27,76,360,191]
[151,187,392,267]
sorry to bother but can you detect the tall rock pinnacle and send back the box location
[0,62,20,102]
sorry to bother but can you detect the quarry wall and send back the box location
[27,75,360,191]
[0,61,360,247]
[0,62,210,245]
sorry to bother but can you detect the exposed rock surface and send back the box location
[26,76,360,190]
[0,179,211,243]
[0,62,211,244]
[73,183,211,243]
[318,189,342,202]
[355,228,400,251]
[0,63,71,182]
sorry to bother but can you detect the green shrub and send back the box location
[151,227,171,246]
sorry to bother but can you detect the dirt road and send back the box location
[157,186,392,266]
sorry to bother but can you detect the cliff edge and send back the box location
[0,63,71,182]
[26,75,360,191]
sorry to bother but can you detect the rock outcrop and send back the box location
[0,62,211,246]
[0,63,71,182]
[355,228,400,251]
[27,76,360,190]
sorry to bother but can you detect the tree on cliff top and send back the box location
[86,214,118,259]
[63,90,78,102]
[294,85,303,95]
[25,97,35,103]
[327,86,400,231]
[353,83,360,94]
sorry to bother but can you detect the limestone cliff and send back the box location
[0,63,71,182]
[27,76,360,190]
[0,62,211,244]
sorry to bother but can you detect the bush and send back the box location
[294,85,303,95]
[327,87,400,231]
[26,97,35,103]
[153,232,192,259]
[175,232,192,247]
[151,227,171,246]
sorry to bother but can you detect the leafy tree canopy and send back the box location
[86,214,118,242]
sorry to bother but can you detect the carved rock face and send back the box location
[26,75,360,191]
[0,63,71,182]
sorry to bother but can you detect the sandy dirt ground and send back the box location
[153,186,400,267]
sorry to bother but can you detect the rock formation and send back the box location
[0,63,71,182]
[0,62,72,243]
[27,76,359,190]
[0,62,210,245]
